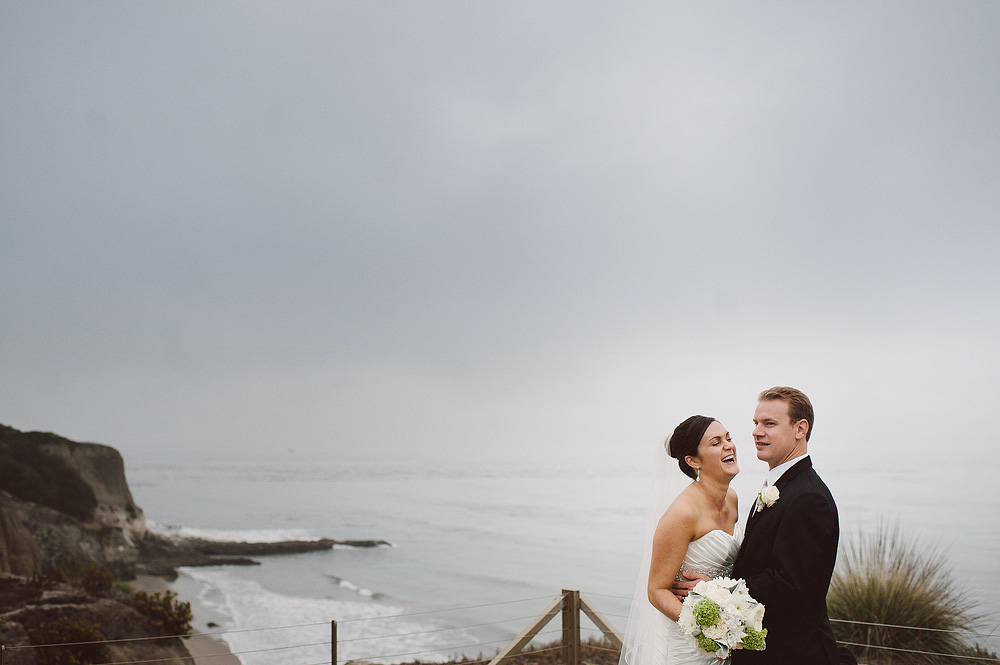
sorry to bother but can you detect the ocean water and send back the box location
[126,451,1000,664]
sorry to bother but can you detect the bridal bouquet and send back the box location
[678,577,767,659]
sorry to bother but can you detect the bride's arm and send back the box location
[646,502,696,622]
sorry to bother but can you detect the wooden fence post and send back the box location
[487,594,564,665]
[331,620,337,665]
[561,589,581,665]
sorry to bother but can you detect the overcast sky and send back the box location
[2,2,998,471]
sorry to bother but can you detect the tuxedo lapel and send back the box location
[746,491,762,527]
[774,457,812,491]
[745,458,812,534]
[745,489,767,533]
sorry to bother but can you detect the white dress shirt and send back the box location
[765,454,810,487]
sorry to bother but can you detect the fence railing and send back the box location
[0,589,619,665]
[3,590,997,665]
[485,589,622,665]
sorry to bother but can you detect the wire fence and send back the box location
[2,590,998,665]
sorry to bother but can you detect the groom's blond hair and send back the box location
[759,386,814,442]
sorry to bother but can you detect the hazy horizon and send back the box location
[3,3,998,482]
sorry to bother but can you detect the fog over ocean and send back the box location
[128,446,1000,664]
[4,5,998,662]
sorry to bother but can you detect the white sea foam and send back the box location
[181,568,473,665]
[327,575,380,599]
[148,521,319,543]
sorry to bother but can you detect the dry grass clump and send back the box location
[827,521,998,664]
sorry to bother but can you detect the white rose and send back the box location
[705,586,734,606]
[704,622,728,640]
[759,486,780,507]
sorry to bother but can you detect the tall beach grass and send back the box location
[827,521,998,664]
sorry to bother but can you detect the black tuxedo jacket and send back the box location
[731,457,841,665]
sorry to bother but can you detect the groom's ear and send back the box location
[795,418,809,440]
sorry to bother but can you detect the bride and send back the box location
[620,415,742,665]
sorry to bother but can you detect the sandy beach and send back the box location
[133,574,242,665]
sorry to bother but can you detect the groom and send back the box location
[676,386,854,664]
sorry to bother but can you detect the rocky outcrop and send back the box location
[0,424,391,665]
[0,574,193,665]
[0,493,43,577]
[35,436,146,543]
[183,537,389,555]
[137,532,388,580]
[0,424,391,582]
[4,491,138,579]
[137,532,260,579]
[0,425,145,578]
[0,619,35,665]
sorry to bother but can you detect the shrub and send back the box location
[46,561,116,594]
[27,617,110,665]
[130,589,193,637]
[827,521,997,664]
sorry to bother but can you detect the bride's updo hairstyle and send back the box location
[666,415,716,480]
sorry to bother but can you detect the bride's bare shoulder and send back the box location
[656,485,700,531]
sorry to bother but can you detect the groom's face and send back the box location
[752,399,807,469]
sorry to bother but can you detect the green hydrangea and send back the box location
[696,632,720,653]
[692,598,721,626]
[741,626,767,651]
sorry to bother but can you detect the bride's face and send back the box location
[691,420,739,480]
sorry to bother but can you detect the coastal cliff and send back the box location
[0,423,389,664]
[0,424,383,579]
[0,424,144,578]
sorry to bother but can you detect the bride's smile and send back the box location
[691,422,740,480]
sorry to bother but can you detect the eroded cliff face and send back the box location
[36,438,147,543]
[0,425,147,578]
[3,491,139,579]
[0,429,197,664]
[0,493,43,577]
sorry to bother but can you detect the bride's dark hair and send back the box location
[666,415,716,480]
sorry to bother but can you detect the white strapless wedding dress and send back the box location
[651,529,742,665]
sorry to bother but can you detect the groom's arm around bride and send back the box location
[732,387,854,665]
[678,387,856,665]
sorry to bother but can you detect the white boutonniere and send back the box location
[755,486,779,512]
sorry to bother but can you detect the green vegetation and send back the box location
[130,589,193,637]
[827,521,998,664]
[27,617,110,665]
[39,561,192,637]
[44,561,116,594]
[0,426,97,521]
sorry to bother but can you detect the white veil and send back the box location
[618,443,691,665]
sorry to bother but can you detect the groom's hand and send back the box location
[670,571,710,599]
